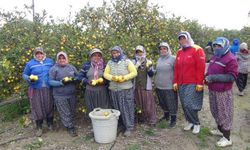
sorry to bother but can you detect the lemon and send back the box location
[103,112,109,116]
[30,74,38,81]
[91,80,97,86]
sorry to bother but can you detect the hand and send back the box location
[62,77,73,85]
[173,83,178,91]
[196,85,203,92]
[205,76,213,83]
[135,61,142,69]
[90,79,98,86]
[112,76,118,82]
[29,75,38,82]
[146,60,153,68]
[117,76,125,83]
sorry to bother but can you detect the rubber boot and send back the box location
[168,115,176,128]
[47,117,54,131]
[159,112,169,122]
[35,120,43,137]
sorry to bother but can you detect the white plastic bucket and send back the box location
[89,108,120,144]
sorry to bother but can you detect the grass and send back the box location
[23,138,43,150]
[128,143,140,150]
[197,127,210,148]
[144,128,156,136]
[156,120,168,129]
[0,99,29,122]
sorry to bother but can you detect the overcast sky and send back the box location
[1,0,250,30]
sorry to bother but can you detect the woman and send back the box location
[22,47,54,137]
[49,51,78,137]
[235,42,250,96]
[132,45,157,127]
[173,31,205,134]
[205,37,238,147]
[104,46,137,137]
[155,42,178,128]
[78,48,110,113]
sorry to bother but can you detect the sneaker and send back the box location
[192,125,200,134]
[48,124,54,131]
[210,129,223,136]
[124,130,132,137]
[184,123,193,131]
[216,137,232,147]
[35,128,43,137]
[238,91,244,96]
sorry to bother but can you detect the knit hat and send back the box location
[89,48,103,57]
[240,42,248,50]
[56,51,69,63]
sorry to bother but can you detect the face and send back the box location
[179,36,189,46]
[213,44,222,50]
[58,55,67,65]
[111,50,120,58]
[159,47,168,55]
[35,52,44,61]
[91,52,102,62]
[136,50,144,56]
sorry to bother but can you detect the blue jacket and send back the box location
[230,38,240,56]
[22,58,54,89]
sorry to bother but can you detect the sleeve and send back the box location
[207,74,235,83]
[76,62,90,85]
[49,80,63,87]
[22,63,31,82]
[173,51,179,84]
[103,63,112,81]
[48,66,62,87]
[195,48,206,85]
[124,60,137,80]
[225,58,238,80]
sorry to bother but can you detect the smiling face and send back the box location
[159,46,168,55]
[91,52,102,63]
[58,54,67,65]
[35,52,44,61]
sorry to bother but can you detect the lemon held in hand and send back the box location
[29,74,38,82]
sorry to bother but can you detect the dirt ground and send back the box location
[1,82,250,150]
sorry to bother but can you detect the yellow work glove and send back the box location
[196,85,203,92]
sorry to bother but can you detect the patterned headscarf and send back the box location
[89,48,104,79]
[33,47,46,62]
[135,45,146,61]
[178,31,194,48]
[212,37,230,58]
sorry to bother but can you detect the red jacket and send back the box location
[173,45,205,85]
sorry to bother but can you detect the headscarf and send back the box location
[178,31,194,49]
[111,46,125,62]
[239,42,249,54]
[33,47,46,62]
[158,42,172,56]
[56,51,69,66]
[212,37,230,58]
[135,45,146,61]
[89,48,104,79]
[229,38,240,55]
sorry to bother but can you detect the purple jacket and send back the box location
[207,52,238,92]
